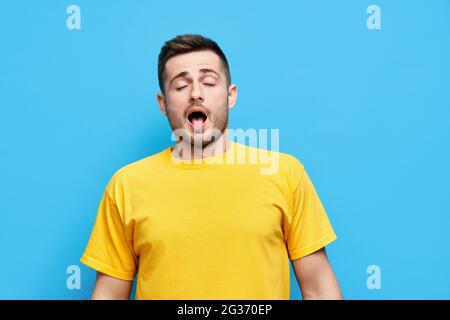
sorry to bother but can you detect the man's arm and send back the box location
[291,247,343,300]
[90,271,133,300]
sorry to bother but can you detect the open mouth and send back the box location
[187,109,208,127]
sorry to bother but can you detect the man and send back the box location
[80,34,343,300]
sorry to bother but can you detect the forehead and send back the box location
[165,50,223,79]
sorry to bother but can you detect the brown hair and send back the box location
[158,34,231,94]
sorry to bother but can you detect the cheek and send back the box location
[208,87,228,105]
[166,93,186,111]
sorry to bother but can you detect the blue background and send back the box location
[1,0,449,299]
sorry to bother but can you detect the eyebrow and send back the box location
[169,68,220,85]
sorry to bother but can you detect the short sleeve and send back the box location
[80,189,138,280]
[284,165,337,260]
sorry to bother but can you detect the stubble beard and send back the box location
[166,100,229,149]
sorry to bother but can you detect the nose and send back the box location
[189,81,204,103]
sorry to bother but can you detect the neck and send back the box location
[172,129,230,160]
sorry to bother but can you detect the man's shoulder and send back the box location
[275,150,306,185]
[241,143,305,170]
[120,147,169,174]
[237,142,306,187]
[105,147,169,192]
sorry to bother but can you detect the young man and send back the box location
[80,34,342,300]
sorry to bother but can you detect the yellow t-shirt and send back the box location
[80,141,337,299]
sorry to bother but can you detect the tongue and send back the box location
[191,117,204,126]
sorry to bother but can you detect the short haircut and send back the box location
[158,34,231,94]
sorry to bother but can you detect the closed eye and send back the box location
[176,85,187,91]
[176,83,214,91]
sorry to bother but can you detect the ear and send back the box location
[157,92,167,116]
[227,84,238,110]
